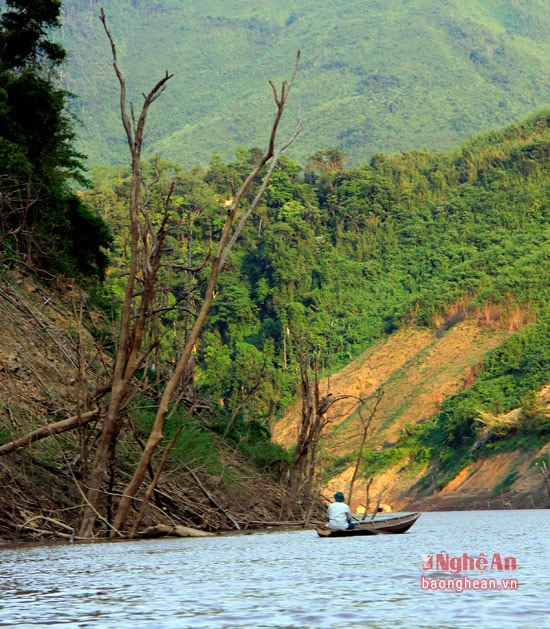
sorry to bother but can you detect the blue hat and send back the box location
[334,492,345,502]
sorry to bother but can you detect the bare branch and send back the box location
[99,9,173,155]
[128,424,184,538]
[347,389,384,507]
[220,51,302,269]
[220,113,302,270]
[0,410,99,456]
[110,51,302,534]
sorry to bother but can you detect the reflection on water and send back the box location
[0,511,548,628]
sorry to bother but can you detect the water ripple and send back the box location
[0,511,548,628]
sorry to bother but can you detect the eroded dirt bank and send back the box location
[275,318,550,512]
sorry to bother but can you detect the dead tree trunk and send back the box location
[287,341,373,518]
[288,351,323,511]
[111,56,301,534]
[287,348,352,517]
[78,10,174,538]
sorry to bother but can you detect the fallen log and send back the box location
[0,410,99,456]
[245,520,307,526]
[136,524,214,538]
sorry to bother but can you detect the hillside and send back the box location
[60,0,550,167]
[3,3,550,543]
[0,273,305,542]
[273,314,550,511]
[75,110,550,516]
[2,103,550,542]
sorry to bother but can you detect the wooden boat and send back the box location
[315,512,420,537]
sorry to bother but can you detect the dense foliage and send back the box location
[60,0,550,168]
[0,0,111,276]
[86,111,550,473]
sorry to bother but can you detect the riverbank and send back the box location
[0,271,325,542]
[1,270,548,545]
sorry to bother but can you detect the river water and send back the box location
[0,510,548,629]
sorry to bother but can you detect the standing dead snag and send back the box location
[78,10,174,539]
[287,342,366,519]
[111,53,302,536]
[78,9,302,538]
[288,350,328,513]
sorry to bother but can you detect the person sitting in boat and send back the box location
[327,492,355,530]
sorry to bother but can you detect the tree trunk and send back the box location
[78,11,173,538]
[85,20,301,537]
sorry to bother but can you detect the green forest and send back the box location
[0,0,549,539]
[84,111,550,475]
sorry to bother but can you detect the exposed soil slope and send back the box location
[274,317,550,511]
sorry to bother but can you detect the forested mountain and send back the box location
[84,110,550,505]
[60,0,550,168]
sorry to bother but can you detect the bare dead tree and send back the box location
[363,482,389,521]
[362,477,374,517]
[1,13,301,540]
[78,10,175,538]
[287,342,363,518]
[288,349,326,511]
[74,11,302,537]
[347,388,384,507]
[111,52,302,536]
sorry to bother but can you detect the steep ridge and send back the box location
[273,315,550,510]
